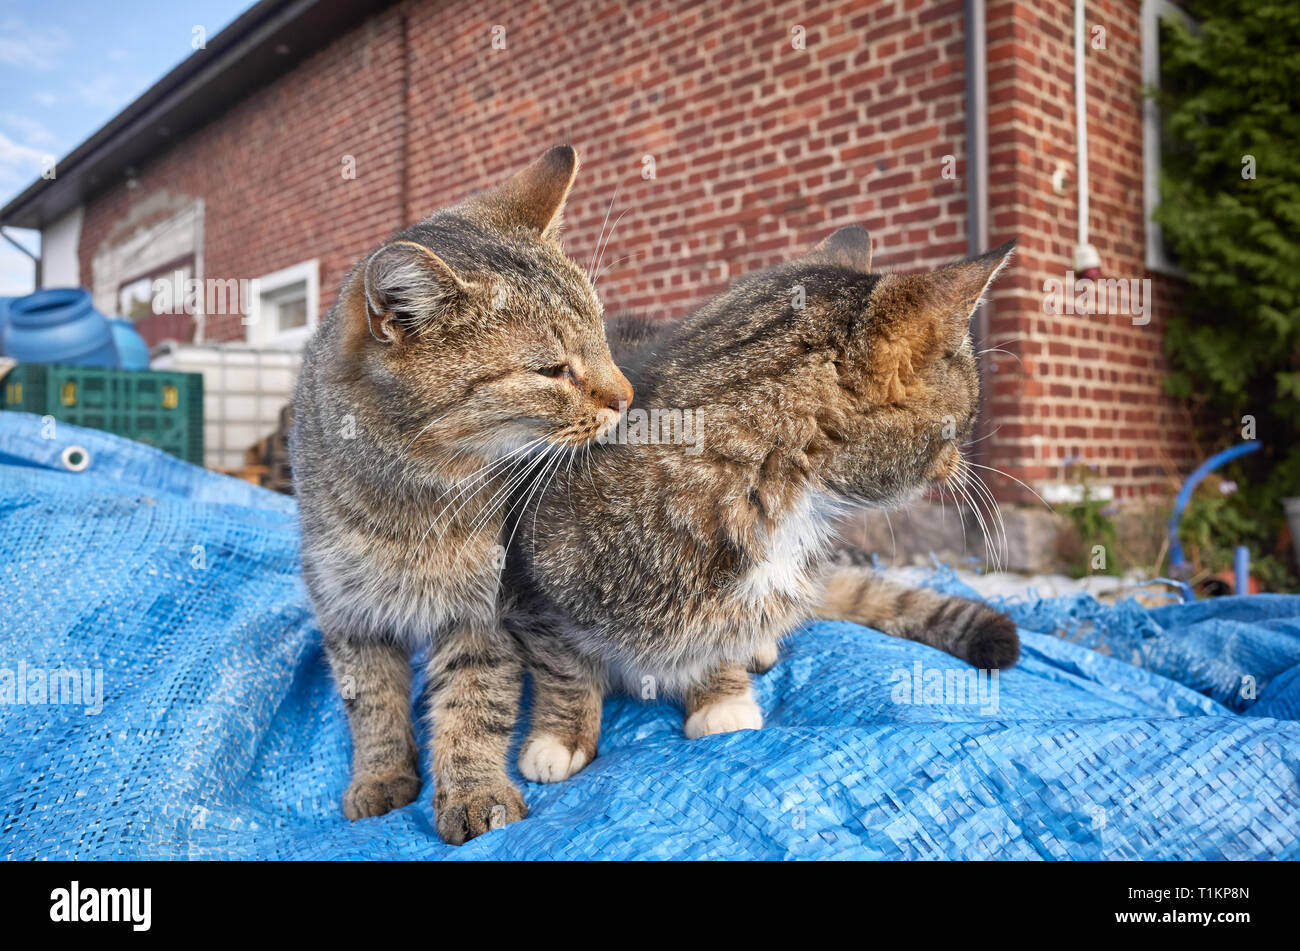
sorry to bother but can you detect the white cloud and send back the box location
[0,112,56,148]
[0,128,48,169]
[0,20,68,71]
[72,74,148,112]
[0,129,52,205]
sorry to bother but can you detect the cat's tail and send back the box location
[812,548,1020,669]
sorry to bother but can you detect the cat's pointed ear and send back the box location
[363,240,477,342]
[811,225,873,271]
[875,239,1015,345]
[472,145,579,238]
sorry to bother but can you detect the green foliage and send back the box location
[1062,465,1120,577]
[1153,0,1300,590]
[1181,484,1293,592]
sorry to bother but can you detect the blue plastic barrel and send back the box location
[3,288,119,368]
[109,317,150,369]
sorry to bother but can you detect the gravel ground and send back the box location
[882,565,1185,607]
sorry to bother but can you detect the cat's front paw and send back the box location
[518,733,592,783]
[435,781,527,845]
[343,771,422,820]
[684,695,763,739]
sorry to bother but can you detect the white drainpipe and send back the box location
[1074,0,1101,277]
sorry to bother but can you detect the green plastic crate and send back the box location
[2,363,204,466]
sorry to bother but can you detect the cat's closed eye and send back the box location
[536,363,569,378]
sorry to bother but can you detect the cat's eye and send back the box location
[537,363,569,378]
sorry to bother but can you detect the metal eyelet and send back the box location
[61,445,90,472]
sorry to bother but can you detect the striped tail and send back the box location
[814,549,1020,669]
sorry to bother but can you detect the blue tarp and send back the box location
[1,410,1297,859]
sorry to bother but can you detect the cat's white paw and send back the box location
[518,733,590,783]
[684,695,763,739]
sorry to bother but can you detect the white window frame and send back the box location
[1141,0,1193,276]
[246,259,319,349]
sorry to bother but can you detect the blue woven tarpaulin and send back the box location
[1,411,1297,859]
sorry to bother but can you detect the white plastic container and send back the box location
[151,341,300,470]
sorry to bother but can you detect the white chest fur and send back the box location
[733,491,836,607]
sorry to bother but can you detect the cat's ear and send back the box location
[472,144,578,239]
[362,240,477,342]
[811,225,873,271]
[874,239,1015,346]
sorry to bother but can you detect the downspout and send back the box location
[1074,0,1101,277]
[0,226,41,288]
[398,8,411,227]
[964,0,991,456]
[964,0,987,263]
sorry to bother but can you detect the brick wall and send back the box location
[77,8,412,342]
[982,0,1195,500]
[75,0,1193,498]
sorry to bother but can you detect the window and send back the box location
[246,259,319,348]
[117,260,193,321]
[1141,0,1193,275]
[118,276,154,321]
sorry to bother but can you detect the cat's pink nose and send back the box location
[605,377,633,411]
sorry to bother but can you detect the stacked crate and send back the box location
[1,362,204,465]
[243,404,293,494]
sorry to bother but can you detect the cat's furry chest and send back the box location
[296,459,508,641]
[731,490,837,609]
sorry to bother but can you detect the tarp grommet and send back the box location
[61,445,90,472]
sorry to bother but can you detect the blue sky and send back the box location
[0,0,253,294]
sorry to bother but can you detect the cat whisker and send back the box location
[961,466,1009,571]
[974,470,1011,568]
[520,442,572,559]
[412,436,552,561]
[595,251,641,284]
[424,435,549,518]
[444,444,558,567]
[977,347,1022,368]
[965,461,1056,512]
[950,473,997,573]
[591,209,631,289]
[482,442,565,570]
[962,424,1002,447]
[587,187,621,283]
[399,417,441,457]
[883,508,897,567]
[944,481,969,557]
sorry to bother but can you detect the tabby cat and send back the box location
[498,227,1020,806]
[291,146,633,844]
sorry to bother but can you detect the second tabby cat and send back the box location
[497,227,1020,801]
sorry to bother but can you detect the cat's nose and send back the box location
[606,378,633,411]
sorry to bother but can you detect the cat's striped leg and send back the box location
[426,623,527,845]
[684,662,763,738]
[815,561,1020,669]
[323,630,422,821]
[516,636,604,784]
[747,640,781,674]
